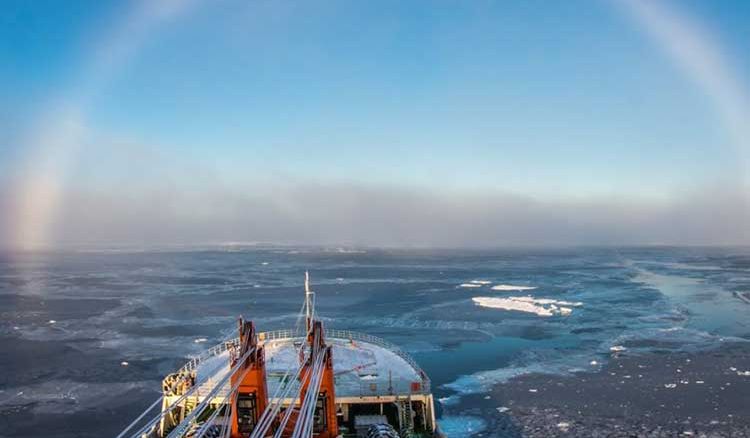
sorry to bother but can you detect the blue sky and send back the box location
[1,0,749,247]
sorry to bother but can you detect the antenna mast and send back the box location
[304,271,314,331]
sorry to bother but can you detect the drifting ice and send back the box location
[491,284,537,291]
[472,296,581,316]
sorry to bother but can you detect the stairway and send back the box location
[397,396,414,437]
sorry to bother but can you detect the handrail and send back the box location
[258,329,431,388]
[177,338,240,376]
[172,329,431,392]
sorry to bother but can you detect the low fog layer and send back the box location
[1,182,748,249]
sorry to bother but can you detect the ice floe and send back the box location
[437,395,460,406]
[491,284,537,291]
[472,296,581,316]
[470,280,492,285]
[437,416,486,437]
[458,283,483,288]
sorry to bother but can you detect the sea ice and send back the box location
[437,396,460,406]
[610,345,627,352]
[470,280,492,285]
[458,283,483,288]
[472,296,581,316]
[491,284,537,291]
[437,416,486,437]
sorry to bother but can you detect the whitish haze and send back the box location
[1,0,749,248]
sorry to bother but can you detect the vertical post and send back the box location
[305,271,314,332]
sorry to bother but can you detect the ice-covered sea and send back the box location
[1,246,749,437]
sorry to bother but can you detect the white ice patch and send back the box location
[444,358,583,396]
[491,284,537,291]
[437,395,460,406]
[458,283,482,288]
[437,416,487,437]
[0,380,153,414]
[472,296,581,316]
[470,280,492,285]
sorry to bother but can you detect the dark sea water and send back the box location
[1,246,749,437]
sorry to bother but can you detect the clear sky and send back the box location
[1,0,749,248]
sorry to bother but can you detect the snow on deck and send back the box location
[191,337,424,399]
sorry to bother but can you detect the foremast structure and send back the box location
[116,273,437,438]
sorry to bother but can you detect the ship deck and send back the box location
[189,330,430,400]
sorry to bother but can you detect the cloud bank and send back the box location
[1,181,747,249]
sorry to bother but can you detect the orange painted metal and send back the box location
[281,320,339,438]
[230,318,269,438]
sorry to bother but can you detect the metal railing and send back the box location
[259,328,431,393]
[172,329,431,395]
[178,338,239,376]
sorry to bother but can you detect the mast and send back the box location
[304,271,314,332]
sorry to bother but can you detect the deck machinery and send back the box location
[117,273,437,438]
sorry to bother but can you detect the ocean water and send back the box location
[0,246,749,437]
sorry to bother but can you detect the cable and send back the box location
[166,347,256,438]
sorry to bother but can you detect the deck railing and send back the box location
[178,338,239,375]
[176,328,431,394]
[259,329,430,390]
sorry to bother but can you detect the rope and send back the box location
[290,330,327,438]
[166,347,256,438]
[249,298,314,438]
[126,345,254,438]
[117,324,239,438]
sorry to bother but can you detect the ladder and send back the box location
[397,395,414,437]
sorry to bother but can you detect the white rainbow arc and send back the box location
[9,0,196,251]
[622,0,750,173]
[7,0,750,250]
